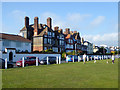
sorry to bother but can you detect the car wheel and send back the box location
[9,64,13,68]
[25,63,29,67]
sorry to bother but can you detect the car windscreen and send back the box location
[42,57,47,60]
[29,57,36,60]
[49,57,56,60]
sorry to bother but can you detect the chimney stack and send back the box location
[65,28,70,34]
[47,17,52,29]
[25,16,29,27]
[54,26,59,31]
[34,17,38,36]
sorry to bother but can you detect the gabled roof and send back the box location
[0,33,32,43]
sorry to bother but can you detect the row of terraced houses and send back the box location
[19,16,93,54]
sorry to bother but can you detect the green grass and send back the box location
[2,59,118,88]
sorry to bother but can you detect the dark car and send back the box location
[40,56,56,65]
[0,58,14,69]
[16,56,40,67]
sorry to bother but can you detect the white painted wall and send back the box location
[2,49,61,62]
[2,53,61,62]
[1,39,31,52]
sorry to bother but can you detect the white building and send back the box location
[0,33,32,53]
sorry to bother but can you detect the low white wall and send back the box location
[2,53,61,62]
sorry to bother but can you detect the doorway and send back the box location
[9,52,13,61]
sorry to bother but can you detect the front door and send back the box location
[9,52,13,61]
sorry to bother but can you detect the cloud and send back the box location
[40,12,91,31]
[67,13,91,23]
[82,32,118,46]
[40,12,67,29]
[90,16,105,26]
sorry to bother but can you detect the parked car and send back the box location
[16,56,39,67]
[66,55,78,62]
[0,58,14,69]
[40,56,56,65]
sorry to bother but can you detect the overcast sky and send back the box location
[2,2,118,47]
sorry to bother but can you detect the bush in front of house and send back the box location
[62,52,66,59]
[45,49,53,53]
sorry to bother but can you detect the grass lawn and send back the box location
[2,59,118,88]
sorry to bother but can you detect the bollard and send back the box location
[5,58,7,69]
[102,55,103,60]
[91,56,92,61]
[36,57,38,66]
[106,56,108,59]
[47,56,49,65]
[59,56,61,64]
[104,55,105,59]
[56,56,58,64]
[94,56,95,60]
[66,56,68,63]
[87,56,89,61]
[97,56,99,60]
[73,56,74,63]
[78,56,80,62]
[100,56,101,60]
[22,57,24,67]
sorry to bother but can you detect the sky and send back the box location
[2,2,118,47]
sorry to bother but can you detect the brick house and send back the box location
[64,28,81,53]
[19,16,65,53]
[54,26,65,52]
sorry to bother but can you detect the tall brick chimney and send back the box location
[47,17,52,29]
[65,28,70,34]
[34,17,38,36]
[54,26,59,31]
[25,16,29,27]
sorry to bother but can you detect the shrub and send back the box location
[62,52,66,59]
